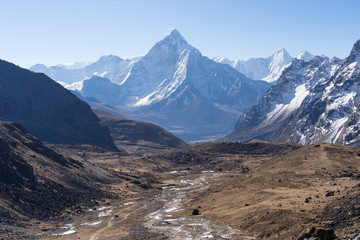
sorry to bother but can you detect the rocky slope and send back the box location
[93,109,188,154]
[0,122,116,230]
[0,59,117,150]
[224,40,360,146]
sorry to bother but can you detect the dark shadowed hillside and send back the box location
[0,59,116,150]
[0,122,117,233]
[94,109,188,154]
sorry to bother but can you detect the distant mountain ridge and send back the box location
[29,30,330,142]
[214,49,316,83]
[30,44,316,87]
[30,55,140,89]
[226,39,360,147]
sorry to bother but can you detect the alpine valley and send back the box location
[2,26,360,240]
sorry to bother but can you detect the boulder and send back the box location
[192,209,200,215]
[298,227,336,240]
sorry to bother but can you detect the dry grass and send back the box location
[184,143,360,239]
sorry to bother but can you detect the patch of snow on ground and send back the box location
[58,229,76,235]
[98,209,113,217]
[52,224,76,236]
[81,221,102,226]
[97,206,112,211]
[201,233,214,238]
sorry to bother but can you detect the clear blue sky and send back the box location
[1,0,359,68]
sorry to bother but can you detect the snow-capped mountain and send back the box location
[80,29,270,141]
[29,55,140,88]
[214,48,293,83]
[297,50,315,62]
[225,40,360,147]
[58,61,91,70]
[118,29,201,103]
[215,49,316,83]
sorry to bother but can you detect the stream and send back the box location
[50,172,255,239]
[144,172,250,239]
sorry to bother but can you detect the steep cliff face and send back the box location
[0,59,117,150]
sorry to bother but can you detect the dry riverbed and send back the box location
[40,171,254,240]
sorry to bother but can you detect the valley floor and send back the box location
[40,171,254,240]
[2,142,360,239]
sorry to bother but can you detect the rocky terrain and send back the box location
[0,121,118,239]
[1,124,360,240]
[185,143,360,239]
[3,36,360,240]
[152,141,300,170]
[0,120,172,240]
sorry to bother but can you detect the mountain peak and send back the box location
[350,39,360,58]
[299,50,310,55]
[29,63,48,72]
[162,29,187,44]
[297,50,315,62]
[168,28,182,37]
[147,29,196,57]
[272,48,292,60]
[276,48,286,53]
[98,54,123,62]
[274,48,288,55]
